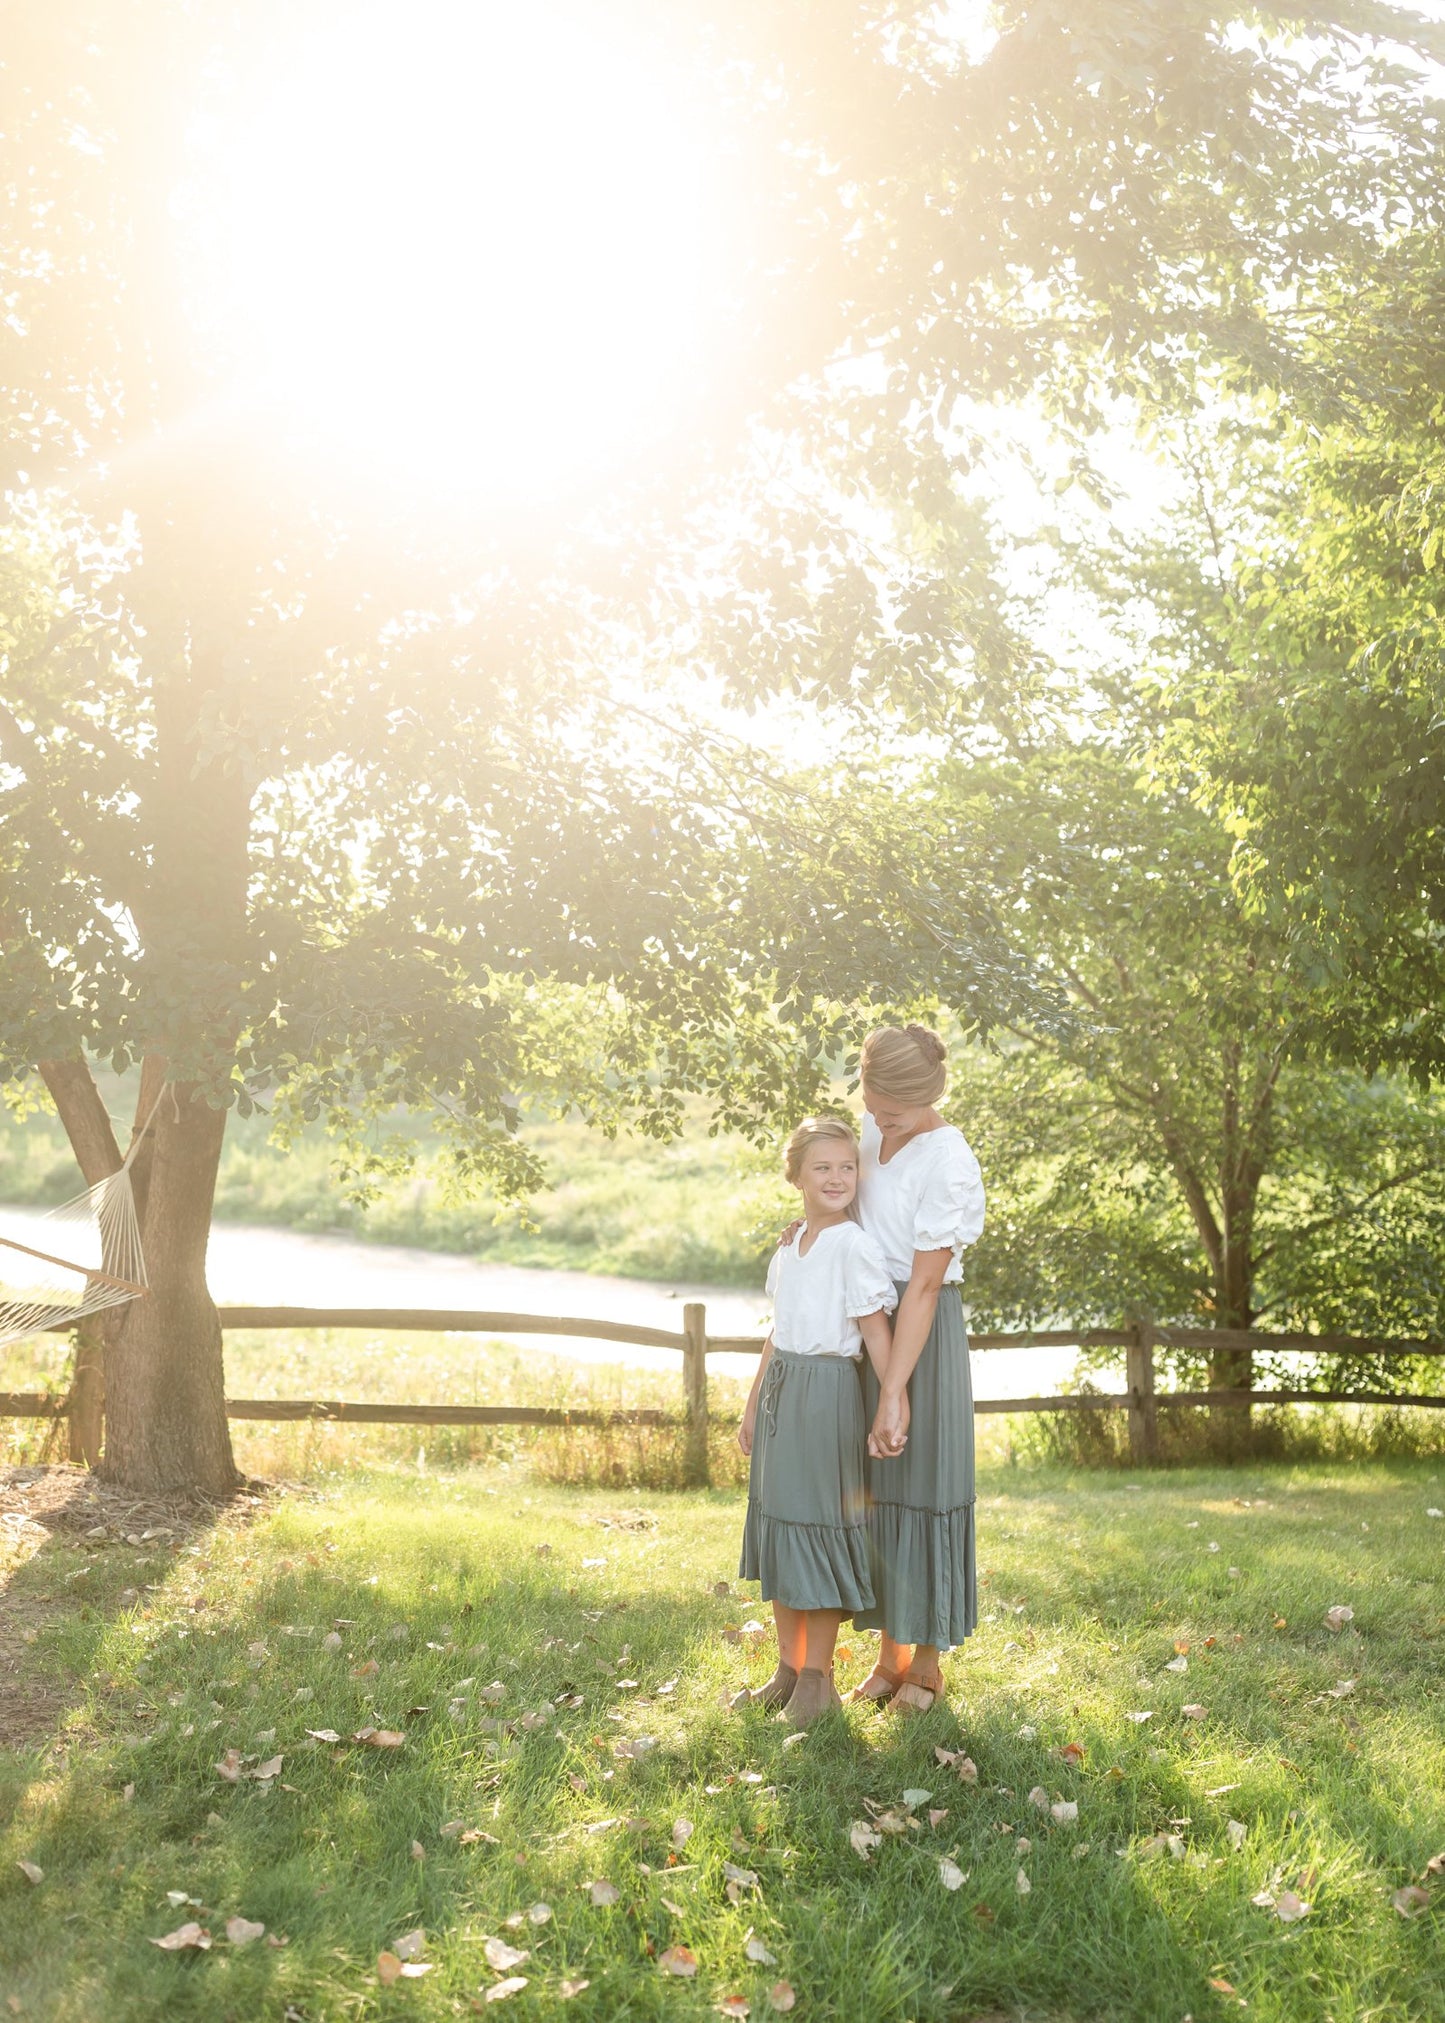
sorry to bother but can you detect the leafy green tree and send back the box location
[906,744,1445,1402]
[3,0,1441,1493]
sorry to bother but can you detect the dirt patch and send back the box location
[0,1464,289,1752]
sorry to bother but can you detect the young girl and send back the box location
[735,1118,896,1727]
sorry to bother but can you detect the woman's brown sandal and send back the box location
[891,1669,944,1715]
[849,1663,905,1705]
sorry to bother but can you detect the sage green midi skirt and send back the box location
[854,1282,977,1651]
[738,1350,875,1613]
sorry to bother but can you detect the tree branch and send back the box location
[37,1057,124,1187]
[1252,1162,1438,1270]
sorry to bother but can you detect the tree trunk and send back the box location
[1209,1108,1262,1454]
[100,1082,240,1496]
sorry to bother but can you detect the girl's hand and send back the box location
[777,1218,803,1248]
[870,1388,910,1457]
[738,1405,756,1457]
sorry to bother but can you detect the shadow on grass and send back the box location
[3,1468,1441,2021]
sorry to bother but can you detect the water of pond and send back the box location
[0,1206,1085,1397]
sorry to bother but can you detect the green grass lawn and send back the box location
[2,1460,1443,2022]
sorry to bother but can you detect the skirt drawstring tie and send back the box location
[760,1355,787,1439]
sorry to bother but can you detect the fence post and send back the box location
[682,1302,710,1488]
[1126,1314,1159,1464]
[68,1315,104,1467]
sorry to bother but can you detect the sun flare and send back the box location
[189,2,721,508]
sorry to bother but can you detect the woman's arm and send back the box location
[738,1333,775,1455]
[869,1248,952,1455]
[857,1309,892,1387]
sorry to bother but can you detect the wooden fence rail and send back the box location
[7,1302,1443,1483]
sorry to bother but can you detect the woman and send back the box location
[849,1024,985,1713]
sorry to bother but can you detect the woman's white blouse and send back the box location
[857,1113,985,1283]
[765,1220,898,1359]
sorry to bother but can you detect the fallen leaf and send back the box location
[226,1917,265,1945]
[321,1630,343,1652]
[716,1999,750,2019]
[1181,1704,1208,1721]
[350,1658,380,1678]
[214,1749,243,1782]
[658,1945,698,1977]
[1274,1890,1311,1922]
[1427,1508,1443,1520]
[353,1727,405,1747]
[672,1818,694,1852]
[559,1978,590,1998]
[939,1857,967,1891]
[1050,1801,1078,1825]
[1424,1852,1445,1879]
[1226,1820,1247,1850]
[484,1977,528,2002]
[252,1755,283,1781]
[1174,1639,1190,1654]
[902,1787,932,1807]
[1015,1867,1031,1895]
[1164,1656,1188,1674]
[483,1939,530,1972]
[1027,1786,1049,1812]
[1393,1886,1431,1917]
[713,1580,731,1597]
[305,1728,341,1745]
[1208,1977,1239,1995]
[723,1861,758,1886]
[589,1879,619,1906]
[1323,1605,1354,1633]
[972,1902,995,1925]
[1326,1678,1357,1699]
[661,1896,685,1917]
[459,1828,500,1846]
[151,1923,211,1951]
[527,1903,552,1925]
[394,1931,426,1961]
[410,1841,425,1862]
[744,1931,777,1965]
[850,1821,880,1859]
[1126,1711,1154,1724]
[1272,1616,1287,1630]
[767,1983,796,2014]
[1058,1742,1085,1767]
[928,1809,949,1828]
[16,1860,42,1886]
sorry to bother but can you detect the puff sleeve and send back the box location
[913,1136,986,1254]
[843,1228,899,1318]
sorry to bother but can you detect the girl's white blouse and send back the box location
[765,1220,897,1359]
[857,1113,985,1283]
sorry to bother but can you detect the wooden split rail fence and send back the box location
[4,1304,1442,1484]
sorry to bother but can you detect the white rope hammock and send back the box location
[0,1089,160,1352]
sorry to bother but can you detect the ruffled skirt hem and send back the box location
[739,1500,876,1613]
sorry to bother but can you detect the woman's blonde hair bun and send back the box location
[860,1024,948,1106]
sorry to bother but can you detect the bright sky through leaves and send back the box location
[187,0,721,506]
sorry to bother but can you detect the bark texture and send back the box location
[100,1083,240,1496]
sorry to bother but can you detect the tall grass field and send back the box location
[0,1088,784,1288]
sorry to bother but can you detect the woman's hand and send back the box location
[776,1218,803,1248]
[738,1403,757,1457]
[869,1387,910,1457]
